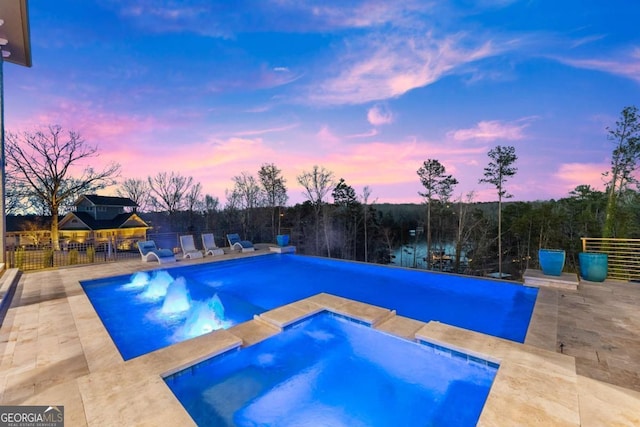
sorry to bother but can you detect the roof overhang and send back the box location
[0,0,32,67]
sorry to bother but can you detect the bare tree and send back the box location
[185,182,204,230]
[258,163,288,239]
[479,145,517,277]
[6,125,120,249]
[297,165,334,256]
[454,191,479,273]
[5,172,27,215]
[203,194,220,230]
[117,178,151,212]
[147,172,194,214]
[230,172,262,238]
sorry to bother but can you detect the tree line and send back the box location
[5,106,640,278]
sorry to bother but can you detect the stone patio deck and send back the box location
[1,251,639,426]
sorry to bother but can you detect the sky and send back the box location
[3,0,640,206]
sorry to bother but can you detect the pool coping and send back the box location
[2,253,640,426]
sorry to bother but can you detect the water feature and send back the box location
[161,277,191,314]
[85,270,234,359]
[177,295,231,340]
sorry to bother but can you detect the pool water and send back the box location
[164,312,498,426]
[81,255,538,360]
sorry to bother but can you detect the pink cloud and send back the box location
[448,120,529,141]
[346,129,379,138]
[315,125,341,147]
[553,162,607,191]
[233,123,299,137]
[307,32,503,105]
[556,48,640,83]
[367,104,394,126]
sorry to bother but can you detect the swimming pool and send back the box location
[165,311,499,426]
[81,254,538,360]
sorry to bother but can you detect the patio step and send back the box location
[523,268,578,291]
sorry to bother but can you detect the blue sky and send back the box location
[4,0,640,204]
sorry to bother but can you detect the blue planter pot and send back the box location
[276,234,290,247]
[579,252,608,282]
[538,249,565,276]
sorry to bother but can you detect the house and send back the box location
[57,195,149,250]
[5,215,58,248]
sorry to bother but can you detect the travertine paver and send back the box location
[556,280,640,392]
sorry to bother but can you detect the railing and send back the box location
[581,237,640,282]
[5,231,239,272]
[6,240,141,272]
[6,230,285,272]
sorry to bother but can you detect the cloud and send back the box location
[206,64,302,93]
[112,1,432,37]
[346,129,379,138]
[448,120,529,141]
[302,1,431,30]
[316,125,341,146]
[553,162,607,190]
[233,123,299,137]
[554,48,640,83]
[306,31,503,105]
[367,104,394,126]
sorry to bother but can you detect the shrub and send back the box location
[15,247,25,269]
[87,246,95,263]
[44,249,54,268]
[68,249,79,265]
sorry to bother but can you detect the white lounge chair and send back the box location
[202,233,224,256]
[226,233,255,253]
[179,235,204,259]
[137,240,177,264]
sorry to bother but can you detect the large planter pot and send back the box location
[276,234,290,247]
[579,252,608,282]
[538,249,565,276]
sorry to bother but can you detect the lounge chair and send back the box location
[137,240,177,264]
[179,235,204,259]
[202,233,224,256]
[226,233,255,253]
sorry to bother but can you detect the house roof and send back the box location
[59,212,149,231]
[76,194,138,207]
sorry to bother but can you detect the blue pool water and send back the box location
[81,255,538,360]
[165,312,498,426]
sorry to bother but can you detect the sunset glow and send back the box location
[4,1,638,205]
